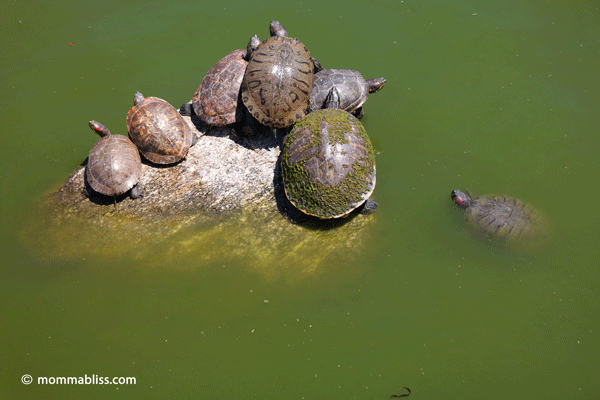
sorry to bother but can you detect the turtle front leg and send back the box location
[352,107,364,120]
[130,186,144,199]
[311,57,324,73]
[359,198,378,214]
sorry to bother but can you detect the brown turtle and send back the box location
[127,92,196,164]
[85,120,143,199]
[241,20,323,129]
[181,36,262,126]
[451,190,546,248]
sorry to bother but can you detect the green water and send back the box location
[2,0,600,399]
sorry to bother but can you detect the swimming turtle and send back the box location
[451,190,545,247]
[85,120,143,199]
[241,20,323,129]
[180,35,262,126]
[281,87,377,218]
[309,69,386,119]
[126,92,196,164]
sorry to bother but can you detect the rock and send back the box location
[51,112,281,218]
[24,108,378,274]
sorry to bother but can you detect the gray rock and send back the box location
[51,112,281,218]
[25,109,378,273]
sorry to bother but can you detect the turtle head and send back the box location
[246,34,261,59]
[367,77,387,94]
[133,91,145,105]
[270,20,287,37]
[88,120,111,137]
[324,87,341,110]
[451,190,473,209]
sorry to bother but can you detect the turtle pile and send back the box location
[82,20,387,220]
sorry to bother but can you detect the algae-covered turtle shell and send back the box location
[451,189,546,247]
[281,95,376,219]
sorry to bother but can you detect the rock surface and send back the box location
[50,111,283,219]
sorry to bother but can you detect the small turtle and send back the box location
[310,69,386,119]
[281,87,377,219]
[85,120,143,199]
[127,92,196,164]
[180,35,262,126]
[241,20,323,129]
[451,190,545,247]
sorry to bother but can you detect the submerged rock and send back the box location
[26,110,378,275]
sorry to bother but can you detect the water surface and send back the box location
[2,0,600,399]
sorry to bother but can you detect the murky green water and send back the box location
[2,0,600,399]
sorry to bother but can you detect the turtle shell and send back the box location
[452,190,545,247]
[241,35,314,128]
[310,69,369,113]
[86,134,142,196]
[281,109,376,218]
[192,48,248,126]
[126,95,194,164]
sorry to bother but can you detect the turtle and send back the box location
[281,87,377,219]
[126,92,196,164]
[309,69,386,119]
[85,120,143,199]
[451,189,545,247]
[180,35,262,126]
[241,20,323,129]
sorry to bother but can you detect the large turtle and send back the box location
[241,20,323,129]
[85,120,143,199]
[451,190,545,248]
[126,92,196,164]
[309,69,386,119]
[180,35,262,126]
[281,87,377,219]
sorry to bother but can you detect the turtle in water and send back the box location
[281,87,377,219]
[309,69,386,119]
[241,20,323,129]
[127,92,196,165]
[180,35,262,126]
[451,189,545,248]
[85,120,143,199]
